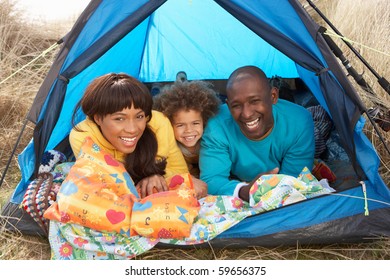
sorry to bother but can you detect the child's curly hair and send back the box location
[153,80,221,125]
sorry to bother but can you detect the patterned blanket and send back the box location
[44,137,200,239]
[45,138,334,259]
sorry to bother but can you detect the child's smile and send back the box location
[172,109,204,153]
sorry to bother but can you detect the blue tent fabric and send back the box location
[3,0,390,245]
[218,0,364,175]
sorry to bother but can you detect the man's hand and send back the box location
[238,185,251,202]
[136,174,168,198]
[239,167,279,202]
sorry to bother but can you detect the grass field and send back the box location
[1,0,389,260]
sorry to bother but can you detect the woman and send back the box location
[70,73,189,197]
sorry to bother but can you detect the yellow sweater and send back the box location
[69,110,188,178]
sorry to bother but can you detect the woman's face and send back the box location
[94,105,147,154]
[172,109,204,152]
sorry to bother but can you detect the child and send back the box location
[70,73,188,198]
[153,80,221,197]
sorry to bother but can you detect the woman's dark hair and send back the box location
[125,126,166,184]
[72,73,153,123]
[72,73,165,183]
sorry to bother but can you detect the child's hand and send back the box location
[191,176,208,199]
[136,175,168,198]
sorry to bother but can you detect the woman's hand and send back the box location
[191,176,208,199]
[136,174,168,198]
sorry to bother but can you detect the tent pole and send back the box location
[363,110,390,156]
[319,27,390,128]
[0,119,28,189]
[305,3,390,156]
[319,27,374,95]
[306,0,390,95]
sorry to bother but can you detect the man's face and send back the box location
[227,76,278,140]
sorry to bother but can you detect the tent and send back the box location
[2,0,390,246]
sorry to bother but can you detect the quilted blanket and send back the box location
[45,138,334,260]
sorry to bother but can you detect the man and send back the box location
[200,66,315,201]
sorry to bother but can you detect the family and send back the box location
[69,65,315,202]
[44,65,322,257]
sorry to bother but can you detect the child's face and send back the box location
[172,109,204,150]
[94,104,147,154]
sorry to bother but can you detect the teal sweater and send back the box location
[200,99,315,195]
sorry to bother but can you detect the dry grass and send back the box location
[307,0,390,183]
[1,229,389,260]
[1,0,390,260]
[136,241,390,260]
[0,229,50,260]
[0,1,59,259]
[0,0,59,191]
